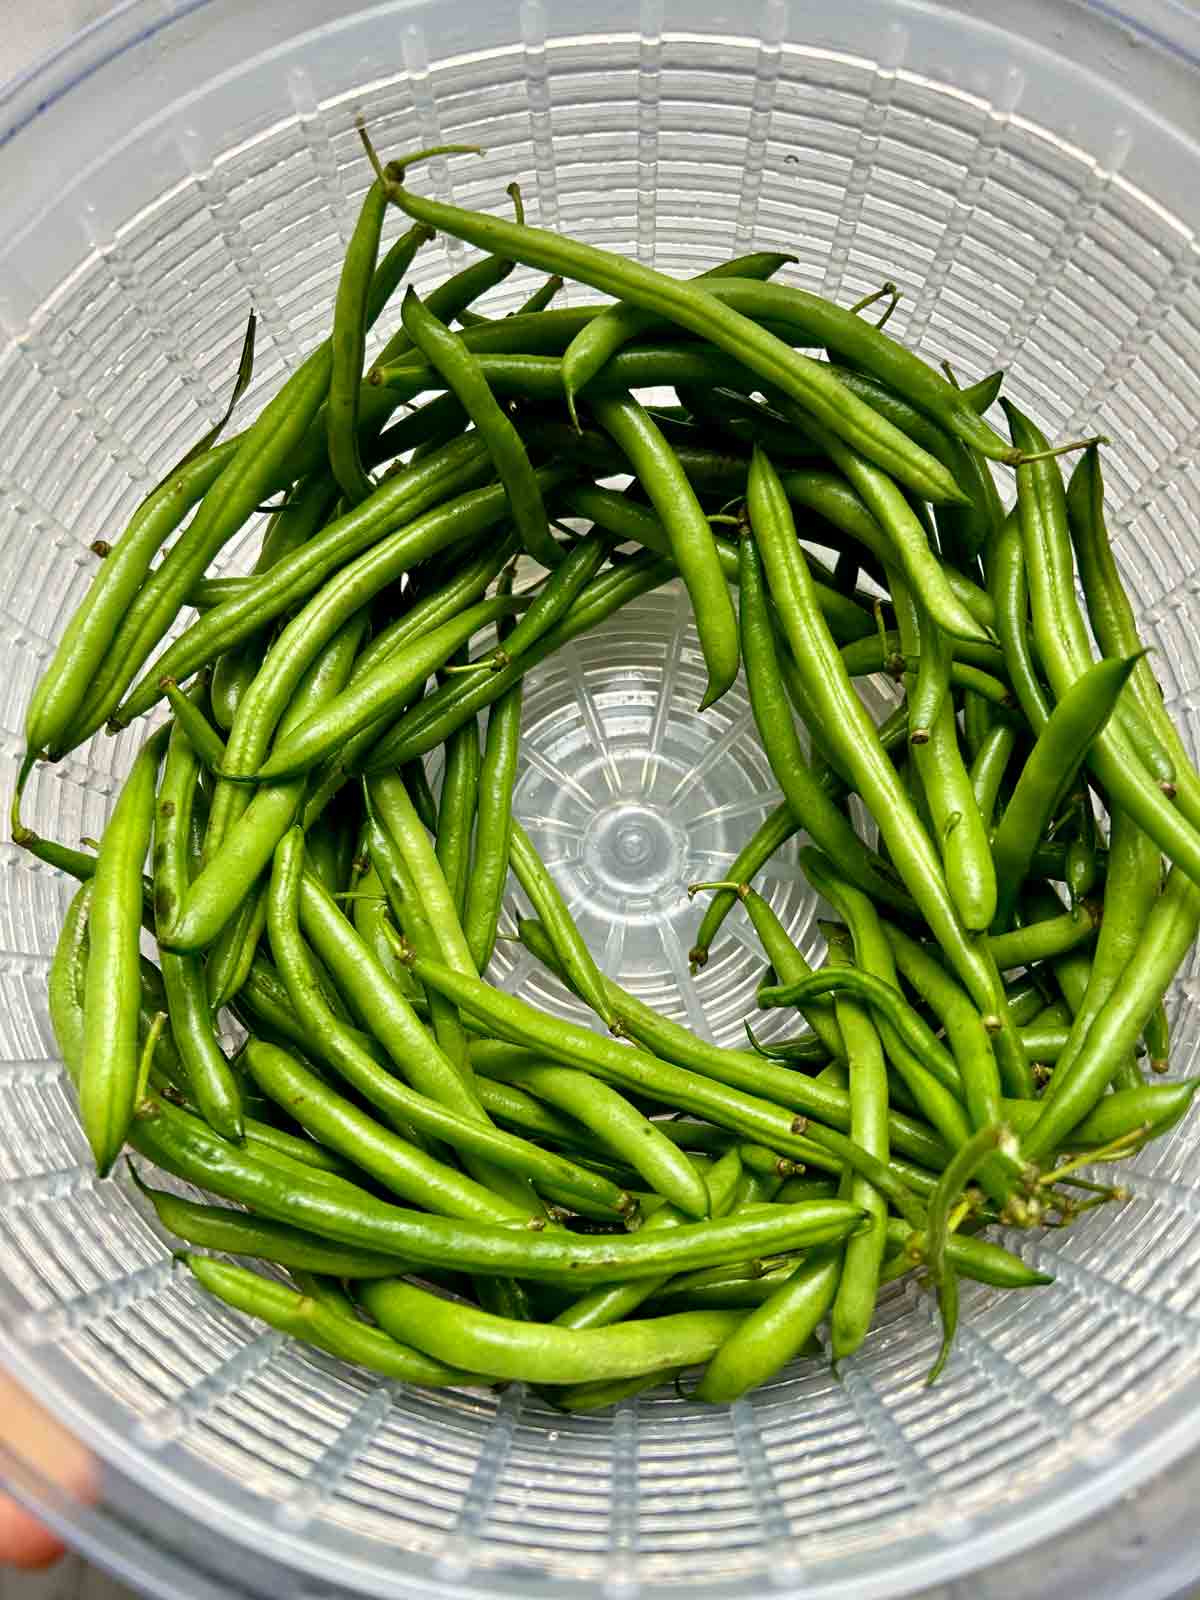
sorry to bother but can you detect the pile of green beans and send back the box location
[19,132,1200,1407]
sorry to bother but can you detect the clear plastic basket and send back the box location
[4,2,1200,1596]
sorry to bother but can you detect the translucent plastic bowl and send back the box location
[4,2,1200,1597]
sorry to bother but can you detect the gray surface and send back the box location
[0,1564,134,1600]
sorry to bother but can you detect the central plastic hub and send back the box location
[583,802,685,898]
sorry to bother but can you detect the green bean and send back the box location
[991,654,1140,930]
[362,1276,751,1385]
[271,831,621,1212]
[970,723,1017,831]
[402,948,928,1225]
[133,1170,407,1277]
[987,510,1052,731]
[214,549,517,856]
[924,1123,1009,1381]
[559,481,876,646]
[988,904,1098,970]
[462,651,523,976]
[243,1039,535,1223]
[369,771,477,974]
[512,918,951,1174]
[363,552,676,769]
[962,371,1004,413]
[19,440,238,773]
[79,725,169,1175]
[693,1248,841,1402]
[688,803,800,968]
[162,613,367,952]
[549,260,1015,469]
[1006,404,1200,884]
[513,273,565,315]
[288,1270,360,1320]
[881,1218,1051,1290]
[134,1092,864,1281]
[746,447,1018,1045]
[838,629,1008,683]
[962,688,993,763]
[252,596,521,783]
[507,819,612,1024]
[297,867,482,1119]
[474,1054,710,1219]
[300,540,521,828]
[758,966,965,1104]
[557,251,795,421]
[1069,444,1200,826]
[356,244,517,442]
[554,1372,677,1411]
[677,381,818,462]
[1004,975,1053,1029]
[328,174,391,505]
[205,886,268,1014]
[473,530,611,672]
[234,955,337,1056]
[371,309,606,388]
[1144,1000,1170,1074]
[70,338,341,744]
[238,1116,356,1179]
[549,1148,744,1333]
[184,1254,476,1386]
[825,941,888,1363]
[361,536,519,688]
[381,173,977,496]
[363,800,475,1080]
[476,1076,593,1148]
[402,286,560,566]
[776,1176,840,1205]
[890,569,997,931]
[154,715,244,1142]
[434,679,479,923]
[593,394,739,705]
[209,474,342,730]
[161,681,227,772]
[369,303,855,393]
[736,1145,797,1180]
[305,796,358,898]
[737,534,911,912]
[11,826,104,885]
[824,363,998,563]
[742,1025,827,1065]
[796,857,974,1144]
[777,408,987,644]
[691,707,908,966]
[1041,809,1166,1104]
[695,882,843,1060]
[1029,999,1072,1031]
[1004,1078,1198,1150]
[48,881,92,1086]
[114,435,492,726]
[883,921,1008,1114]
[1021,867,1200,1162]
[1016,1026,1069,1061]
[778,470,996,633]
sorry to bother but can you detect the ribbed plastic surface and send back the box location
[4,3,1200,1598]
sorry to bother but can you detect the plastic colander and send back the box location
[3,2,1200,1596]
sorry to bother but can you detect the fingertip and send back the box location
[0,1491,66,1570]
